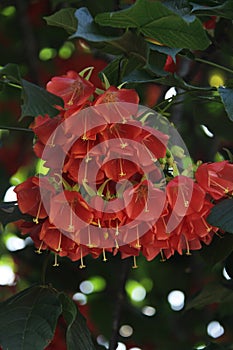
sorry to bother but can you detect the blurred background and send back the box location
[0,1,233,349]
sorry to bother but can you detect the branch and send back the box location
[15,0,40,84]
[109,258,131,350]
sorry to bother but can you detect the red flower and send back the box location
[46,70,95,109]
[49,190,94,235]
[203,16,217,30]
[195,161,233,200]
[124,179,166,222]
[164,55,178,73]
[94,86,139,123]
[14,176,54,223]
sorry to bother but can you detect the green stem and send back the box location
[0,126,33,133]
[0,80,22,89]
[195,58,233,75]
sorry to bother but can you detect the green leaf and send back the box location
[149,43,181,61]
[147,50,167,76]
[123,70,213,91]
[59,293,95,350]
[101,56,124,86]
[218,86,233,122]
[71,7,120,42]
[0,64,63,119]
[200,233,233,267]
[207,198,233,233]
[191,1,233,20]
[95,0,210,50]
[0,285,62,350]
[20,79,63,119]
[44,8,77,34]
[185,282,233,310]
[0,63,21,84]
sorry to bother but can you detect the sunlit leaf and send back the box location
[95,0,210,49]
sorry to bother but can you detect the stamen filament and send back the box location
[56,232,62,252]
[102,248,107,262]
[53,254,59,267]
[142,140,157,162]
[184,235,191,255]
[201,217,212,232]
[135,226,141,248]
[33,200,42,224]
[132,255,138,269]
[119,158,126,177]
[160,249,166,262]
[35,240,44,254]
[68,202,74,232]
[79,247,86,269]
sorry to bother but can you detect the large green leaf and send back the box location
[0,286,62,350]
[0,64,63,119]
[59,293,96,350]
[185,282,233,310]
[44,8,77,34]
[95,0,210,49]
[191,1,233,19]
[20,79,63,119]
[200,233,233,267]
[218,86,233,122]
[207,198,233,233]
[71,7,120,42]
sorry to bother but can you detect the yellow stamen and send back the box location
[87,225,94,248]
[56,232,62,252]
[113,127,128,149]
[68,202,74,232]
[180,187,189,208]
[35,240,44,254]
[33,200,42,224]
[115,238,119,249]
[115,221,119,236]
[132,255,138,269]
[53,254,59,267]
[48,132,56,148]
[142,140,157,162]
[210,178,229,194]
[102,248,107,262]
[135,226,141,248]
[119,158,126,177]
[160,249,166,262]
[81,114,88,140]
[201,217,212,232]
[79,247,86,269]
[184,235,191,256]
[67,82,82,106]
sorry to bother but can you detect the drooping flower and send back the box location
[195,160,233,199]
[46,70,95,109]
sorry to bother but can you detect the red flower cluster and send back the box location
[14,69,232,267]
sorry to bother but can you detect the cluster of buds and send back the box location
[14,69,233,268]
